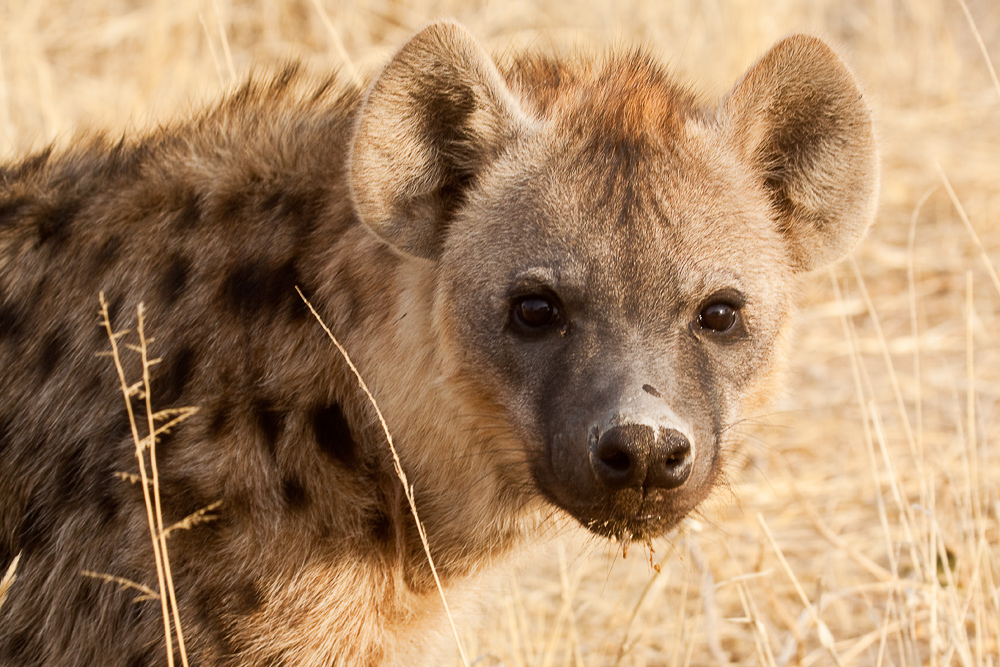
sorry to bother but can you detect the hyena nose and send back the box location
[591,425,693,491]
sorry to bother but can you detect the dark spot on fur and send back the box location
[57,441,88,503]
[37,328,69,381]
[92,234,123,273]
[154,345,196,407]
[272,260,309,321]
[79,372,104,404]
[159,254,191,306]
[194,579,263,650]
[282,477,309,510]
[206,398,233,438]
[642,384,661,398]
[370,510,393,544]
[176,190,202,231]
[270,190,311,226]
[92,481,121,525]
[1,628,44,665]
[50,439,120,524]
[0,413,10,455]
[36,199,80,248]
[312,402,358,467]
[0,196,30,228]
[0,302,27,342]
[193,586,230,648]
[223,259,304,320]
[125,645,159,667]
[261,189,283,213]
[0,541,11,574]
[222,261,269,314]
[157,475,214,527]
[252,399,284,456]
[230,579,265,615]
[71,574,102,609]
[18,497,55,554]
[103,406,134,448]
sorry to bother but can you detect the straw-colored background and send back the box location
[2,1,998,665]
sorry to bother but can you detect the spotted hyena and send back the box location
[0,20,877,667]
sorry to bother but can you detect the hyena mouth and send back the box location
[575,497,695,542]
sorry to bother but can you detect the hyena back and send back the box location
[0,21,877,666]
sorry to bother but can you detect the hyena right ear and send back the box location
[349,21,533,260]
[721,35,879,272]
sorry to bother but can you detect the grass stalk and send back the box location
[296,287,470,667]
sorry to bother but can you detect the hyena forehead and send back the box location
[447,110,786,316]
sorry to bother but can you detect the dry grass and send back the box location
[98,296,200,667]
[2,1,998,665]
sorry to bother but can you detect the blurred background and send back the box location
[1,1,998,665]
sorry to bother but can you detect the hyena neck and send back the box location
[338,250,543,586]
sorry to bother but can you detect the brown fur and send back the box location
[0,21,877,666]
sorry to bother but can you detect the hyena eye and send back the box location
[511,294,563,333]
[698,301,739,333]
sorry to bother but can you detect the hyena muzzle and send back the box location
[0,20,877,667]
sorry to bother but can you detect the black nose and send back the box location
[591,424,692,490]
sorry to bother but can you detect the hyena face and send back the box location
[352,23,877,542]
[439,134,794,540]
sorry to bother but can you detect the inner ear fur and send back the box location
[722,35,879,272]
[349,21,532,260]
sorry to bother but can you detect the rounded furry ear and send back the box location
[349,21,531,260]
[722,35,879,272]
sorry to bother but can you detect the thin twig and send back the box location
[296,287,470,667]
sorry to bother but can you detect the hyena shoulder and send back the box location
[0,22,876,666]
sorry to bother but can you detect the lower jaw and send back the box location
[576,512,686,543]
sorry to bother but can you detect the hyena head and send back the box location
[350,22,877,542]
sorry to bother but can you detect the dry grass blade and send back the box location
[0,553,20,612]
[307,0,361,86]
[136,305,190,667]
[757,514,843,667]
[936,164,1000,298]
[99,293,176,667]
[81,571,160,602]
[162,501,223,540]
[956,0,1000,102]
[114,471,148,485]
[295,287,470,667]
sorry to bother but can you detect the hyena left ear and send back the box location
[721,35,879,272]
[349,21,532,260]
